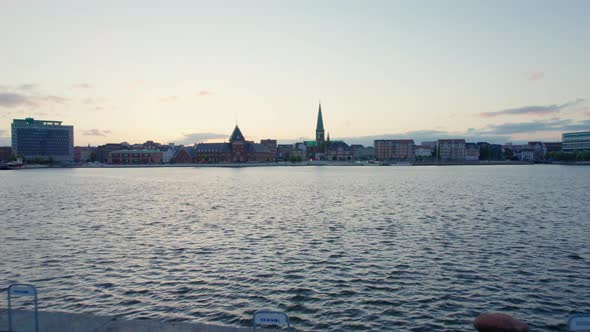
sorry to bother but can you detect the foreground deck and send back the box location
[0,310,281,332]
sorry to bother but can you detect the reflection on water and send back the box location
[1,166,589,331]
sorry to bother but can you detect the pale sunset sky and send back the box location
[1,0,589,146]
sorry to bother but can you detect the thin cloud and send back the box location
[72,83,93,89]
[177,132,227,145]
[160,96,179,103]
[82,129,111,137]
[0,92,36,108]
[0,90,70,108]
[340,130,511,146]
[481,98,586,117]
[0,129,9,146]
[196,90,213,96]
[480,119,590,135]
[43,95,68,104]
[525,71,544,81]
[81,97,107,105]
[18,83,38,91]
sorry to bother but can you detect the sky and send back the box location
[1,0,589,147]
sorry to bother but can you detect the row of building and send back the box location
[2,107,590,164]
[373,139,560,162]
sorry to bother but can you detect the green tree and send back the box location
[503,148,513,160]
[479,145,490,160]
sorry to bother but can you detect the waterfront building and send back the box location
[260,139,278,157]
[74,146,94,162]
[142,140,161,151]
[11,118,74,162]
[108,149,163,164]
[527,141,546,160]
[465,143,480,161]
[279,144,296,160]
[437,139,466,161]
[544,142,562,154]
[173,146,196,163]
[490,144,503,160]
[421,141,437,149]
[326,141,353,161]
[351,144,374,161]
[562,131,590,151]
[194,125,274,163]
[374,139,415,161]
[96,143,129,163]
[480,142,498,160]
[414,145,433,160]
[516,148,535,161]
[0,146,12,162]
[277,144,294,161]
[160,144,177,163]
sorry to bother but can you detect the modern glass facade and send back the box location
[11,118,74,161]
[562,131,590,151]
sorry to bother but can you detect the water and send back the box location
[1,166,589,331]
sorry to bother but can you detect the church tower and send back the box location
[229,124,246,162]
[316,102,325,145]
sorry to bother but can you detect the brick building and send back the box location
[173,147,197,163]
[194,125,274,163]
[0,147,12,162]
[437,139,466,161]
[108,150,163,164]
[465,143,480,161]
[374,139,415,161]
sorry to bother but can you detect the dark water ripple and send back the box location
[1,166,590,331]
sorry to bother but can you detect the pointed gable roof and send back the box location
[229,125,245,142]
[316,103,324,132]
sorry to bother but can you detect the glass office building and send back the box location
[562,131,590,152]
[11,118,74,161]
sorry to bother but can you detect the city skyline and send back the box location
[1,0,589,146]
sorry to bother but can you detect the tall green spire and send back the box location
[316,102,324,132]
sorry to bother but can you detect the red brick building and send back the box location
[173,147,196,163]
[0,146,12,162]
[194,125,274,163]
[374,139,415,161]
[108,150,163,164]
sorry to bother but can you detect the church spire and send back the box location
[316,102,324,132]
[316,102,325,144]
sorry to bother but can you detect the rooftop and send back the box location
[109,149,162,154]
[12,118,67,126]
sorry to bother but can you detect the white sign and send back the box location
[569,315,590,332]
[254,312,288,326]
[9,284,36,296]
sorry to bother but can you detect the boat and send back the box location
[0,159,25,170]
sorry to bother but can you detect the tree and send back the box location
[503,148,513,160]
[479,145,490,160]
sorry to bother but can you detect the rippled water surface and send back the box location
[1,166,589,331]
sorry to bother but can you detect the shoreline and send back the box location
[11,160,590,169]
